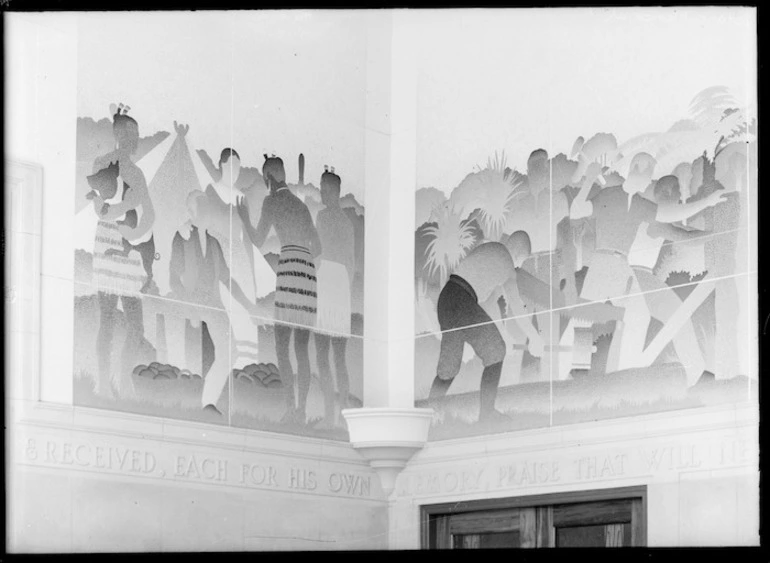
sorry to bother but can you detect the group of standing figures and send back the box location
[85,104,356,428]
[425,135,752,424]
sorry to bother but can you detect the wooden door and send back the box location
[423,488,647,549]
[434,507,539,549]
[427,495,645,548]
[549,498,643,547]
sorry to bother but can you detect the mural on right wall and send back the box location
[414,86,757,440]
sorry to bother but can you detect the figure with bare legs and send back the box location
[313,167,356,428]
[238,155,322,424]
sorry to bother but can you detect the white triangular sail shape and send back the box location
[139,130,207,296]
[135,131,175,186]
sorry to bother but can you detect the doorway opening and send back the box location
[421,486,646,549]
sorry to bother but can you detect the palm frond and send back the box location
[424,204,476,285]
[688,86,741,127]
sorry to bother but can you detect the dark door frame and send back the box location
[420,485,647,549]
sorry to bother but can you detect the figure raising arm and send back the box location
[569,162,605,220]
[655,189,726,224]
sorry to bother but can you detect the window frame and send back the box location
[420,485,647,549]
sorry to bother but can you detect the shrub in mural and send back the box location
[414,86,757,440]
[73,105,365,440]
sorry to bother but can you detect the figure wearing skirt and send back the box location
[314,167,356,428]
[238,155,322,424]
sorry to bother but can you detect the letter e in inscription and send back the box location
[62,443,74,465]
[95,446,106,468]
[537,462,549,483]
[175,456,187,477]
[552,462,561,482]
[131,451,142,472]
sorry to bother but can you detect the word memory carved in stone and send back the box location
[396,438,757,498]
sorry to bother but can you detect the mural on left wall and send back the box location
[73,106,365,440]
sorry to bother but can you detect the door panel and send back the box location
[519,507,537,548]
[444,508,534,549]
[553,500,633,527]
[536,505,555,548]
[555,523,631,547]
[435,515,450,549]
[605,524,626,547]
[448,509,519,534]
[453,531,521,549]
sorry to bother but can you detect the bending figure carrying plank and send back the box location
[428,242,544,424]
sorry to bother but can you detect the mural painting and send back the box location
[74,107,365,438]
[415,87,757,440]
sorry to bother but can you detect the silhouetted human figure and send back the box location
[501,230,538,384]
[167,190,258,412]
[87,160,158,295]
[505,228,625,381]
[92,105,158,295]
[238,155,322,424]
[88,104,155,397]
[313,167,355,428]
[654,157,711,286]
[506,149,577,382]
[428,242,543,423]
[625,175,713,385]
[715,142,753,379]
[195,147,268,414]
[687,152,743,380]
[570,153,725,374]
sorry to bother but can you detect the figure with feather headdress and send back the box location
[237,154,323,425]
[87,103,156,398]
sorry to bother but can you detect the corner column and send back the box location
[343,11,432,497]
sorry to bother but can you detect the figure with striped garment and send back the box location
[237,155,322,424]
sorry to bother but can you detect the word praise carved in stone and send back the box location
[395,437,757,498]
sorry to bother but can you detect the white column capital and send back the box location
[342,407,433,497]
